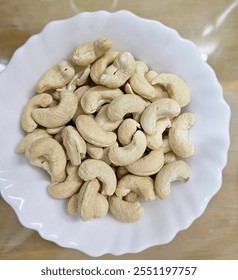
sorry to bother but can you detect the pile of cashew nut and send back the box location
[16,38,195,223]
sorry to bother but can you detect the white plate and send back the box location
[0,11,230,256]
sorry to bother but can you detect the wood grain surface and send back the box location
[0,0,237,260]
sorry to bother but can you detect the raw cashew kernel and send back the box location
[169,112,195,158]
[72,85,91,121]
[116,174,156,200]
[21,93,53,132]
[32,90,78,128]
[109,195,144,223]
[71,38,112,66]
[155,160,191,199]
[68,193,79,215]
[76,115,117,147]
[86,143,104,160]
[36,60,75,93]
[140,98,181,135]
[117,118,141,146]
[78,179,109,221]
[78,159,117,196]
[99,52,136,88]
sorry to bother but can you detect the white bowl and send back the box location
[0,11,230,256]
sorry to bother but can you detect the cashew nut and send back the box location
[99,52,136,88]
[76,115,117,147]
[146,118,171,150]
[126,149,164,176]
[151,73,190,107]
[155,160,191,199]
[107,94,145,122]
[67,65,91,91]
[62,125,86,165]
[32,90,78,128]
[116,174,156,200]
[48,163,83,199]
[109,195,144,223]
[140,98,181,135]
[80,85,123,114]
[21,94,53,132]
[86,143,104,160]
[67,193,79,215]
[36,60,75,93]
[78,159,117,196]
[25,137,67,183]
[71,38,112,66]
[169,112,195,158]
[117,118,141,146]
[78,179,109,221]
[164,151,177,164]
[72,85,91,122]
[129,61,157,100]
[108,130,147,166]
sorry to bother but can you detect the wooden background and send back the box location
[0,0,237,259]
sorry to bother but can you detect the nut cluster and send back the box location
[16,38,195,223]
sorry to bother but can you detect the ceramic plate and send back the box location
[0,11,230,256]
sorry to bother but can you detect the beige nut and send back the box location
[80,85,123,114]
[48,163,83,199]
[126,149,164,176]
[86,143,104,160]
[90,51,119,84]
[117,118,141,146]
[15,128,52,154]
[21,94,53,133]
[164,151,177,164]
[155,160,191,199]
[78,179,109,221]
[72,85,91,122]
[71,38,112,66]
[169,112,196,158]
[67,65,91,90]
[109,195,144,223]
[32,90,78,128]
[36,60,75,93]
[78,159,117,196]
[146,118,171,150]
[140,98,181,135]
[101,142,119,165]
[67,193,79,215]
[46,125,64,135]
[107,94,145,122]
[129,61,157,100]
[116,174,156,200]
[151,73,190,107]
[76,115,117,147]
[62,125,87,165]
[99,52,136,88]
[108,130,147,166]
[25,137,67,183]
[116,166,130,180]
[95,104,122,132]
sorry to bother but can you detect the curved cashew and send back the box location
[151,73,190,107]
[126,149,164,176]
[32,90,78,128]
[169,112,195,158]
[90,51,119,84]
[78,179,109,221]
[99,52,136,88]
[116,166,129,180]
[140,98,181,135]
[164,151,177,164]
[80,85,123,114]
[86,143,104,160]
[107,94,145,122]
[117,118,140,146]
[94,104,122,132]
[48,163,83,199]
[25,137,67,183]
[155,160,191,199]
[146,118,171,150]
[68,193,79,215]
[109,195,144,223]
[76,115,117,147]
[72,85,91,122]
[108,130,147,166]
[16,128,51,154]
[46,125,64,135]
[161,136,171,153]
[21,94,53,132]
[116,174,156,200]
[129,61,157,100]
[71,38,112,66]
[36,60,75,93]
[62,125,86,165]
[78,159,117,196]
[101,142,119,165]
[67,65,91,91]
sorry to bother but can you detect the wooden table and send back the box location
[0,0,237,260]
